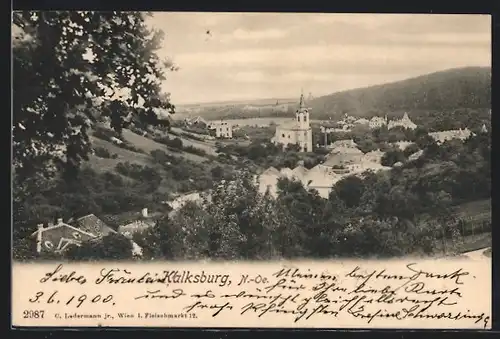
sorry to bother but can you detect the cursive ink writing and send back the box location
[183,301,233,317]
[405,263,469,285]
[39,264,87,285]
[134,289,185,300]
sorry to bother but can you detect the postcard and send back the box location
[11,11,492,329]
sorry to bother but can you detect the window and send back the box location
[282,133,285,138]
[297,116,300,122]
[303,115,307,122]
[288,135,290,138]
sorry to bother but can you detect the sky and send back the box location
[146,13,491,105]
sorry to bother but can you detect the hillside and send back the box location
[177,97,296,110]
[308,67,491,119]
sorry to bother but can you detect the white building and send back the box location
[369,116,388,129]
[388,112,417,130]
[271,93,313,152]
[209,121,233,139]
[429,128,474,144]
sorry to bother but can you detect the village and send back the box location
[29,90,490,259]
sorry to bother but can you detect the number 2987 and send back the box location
[23,310,45,319]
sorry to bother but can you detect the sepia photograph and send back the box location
[12,12,491,263]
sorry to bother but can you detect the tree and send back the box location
[13,11,176,184]
[334,176,366,209]
[381,149,406,167]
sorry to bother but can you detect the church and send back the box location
[271,93,313,152]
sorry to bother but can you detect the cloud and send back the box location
[309,13,398,30]
[232,71,335,83]
[151,13,491,104]
[219,28,289,42]
[174,43,491,71]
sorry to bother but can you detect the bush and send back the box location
[154,136,183,149]
[94,147,118,159]
[183,145,207,156]
[117,142,145,154]
[181,132,205,141]
[92,127,115,141]
[381,149,406,167]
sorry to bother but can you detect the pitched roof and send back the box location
[262,166,280,176]
[31,222,96,239]
[323,153,362,167]
[118,220,155,238]
[303,166,339,188]
[74,214,116,237]
[279,167,293,177]
[292,165,308,179]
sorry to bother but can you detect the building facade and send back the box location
[209,121,233,138]
[271,93,313,152]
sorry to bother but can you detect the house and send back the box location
[113,208,162,240]
[209,121,233,139]
[32,218,97,254]
[328,139,359,150]
[185,116,209,128]
[302,164,341,198]
[323,152,363,168]
[429,128,474,144]
[279,167,293,177]
[75,214,115,237]
[291,164,308,180]
[32,214,143,257]
[118,220,156,239]
[369,116,388,129]
[323,141,364,169]
[271,93,313,152]
[387,112,417,130]
[257,167,281,196]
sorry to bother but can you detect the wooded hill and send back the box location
[308,67,491,119]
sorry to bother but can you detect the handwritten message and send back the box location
[12,259,491,328]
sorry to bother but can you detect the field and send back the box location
[169,127,219,156]
[89,135,153,172]
[88,126,222,195]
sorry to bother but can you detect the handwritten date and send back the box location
[28,291,115,308]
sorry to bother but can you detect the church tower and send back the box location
[296,91,310,130]
[294,90,313,152]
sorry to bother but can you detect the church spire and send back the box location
[299,88,305,109]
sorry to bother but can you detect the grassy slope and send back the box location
[120,129,211,162]
[88,127,220,195]
[169,127,219,156]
